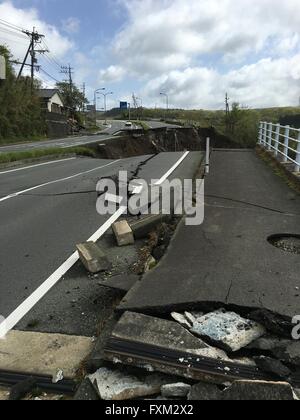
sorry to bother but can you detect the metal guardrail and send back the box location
[258,121,300,172]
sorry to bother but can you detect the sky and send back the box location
[0,0,300,110]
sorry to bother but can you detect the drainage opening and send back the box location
[268,234,300,255]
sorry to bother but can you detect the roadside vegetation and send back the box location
[106,105,300,148]
[0,146,96,165]
[0,46,45,143]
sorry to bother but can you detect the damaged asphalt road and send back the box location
[0,149,203,335]
[119,150,300,331]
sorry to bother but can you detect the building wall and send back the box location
[47,93,64,113]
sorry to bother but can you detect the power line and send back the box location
[0,18,25,33]
[40,68,61,83]
[0,26,28,40]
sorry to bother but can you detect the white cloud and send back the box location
[142,54,300,109]
[97,0,300,108]
[0,1,73,61]
[99,65,126,83]
[62,17,80,35]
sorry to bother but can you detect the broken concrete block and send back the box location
[76,242,111,274]
[222,380,297,401]
[88,368,164,400]
[161,383,191,398]
[190,309,265,352]
[130,214,171,239]
[254,357,291,380]
[112,220,135,247]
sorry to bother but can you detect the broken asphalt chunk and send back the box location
[88,367,166,401]
[112,220,135,247]
[76,242,111,274]
[189,309,266,352]
[188,380,298,401]
[254,357,291,381]
[222,380,298,401]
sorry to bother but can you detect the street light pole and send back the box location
[160,92,169,121]
[99,92,113,125]
[94,88,105,124]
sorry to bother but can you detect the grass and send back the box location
[0,146,96,165]
[132,120,151,131]
[0,135,48,147]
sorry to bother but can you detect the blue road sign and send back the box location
[120,101,128,110]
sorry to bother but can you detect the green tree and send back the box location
[55,82,87,120]
[0,45,45,142]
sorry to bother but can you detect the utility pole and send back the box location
[61,65,74,118]
[225,92,230,116]
[18,27,48,90]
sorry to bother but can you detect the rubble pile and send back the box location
[78,309,300,401]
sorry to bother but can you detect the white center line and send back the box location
[0,160,121,203]
[0,157,77,176]
[0,206,127,338]
[154,151,190,185]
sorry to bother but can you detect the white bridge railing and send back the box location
[258,121,300,172]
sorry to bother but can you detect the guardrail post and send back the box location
[274,124,280,156]
[283,125,290,163]
[296,131,300,172]
[205,137,210,175]
[263,122,267,147]
[258,122,263,144]
[267,122,273,150]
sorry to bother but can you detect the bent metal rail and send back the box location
[258,121,300,172]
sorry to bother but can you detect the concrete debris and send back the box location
[144,256,157,272]
[272,341,300,367]
[161,383,192,398]
[76,242,111,274]
[188,382,223,401]
[248,336,300,368]
[222,380,298,401]
[171,312,192,329]
[88,367,165,400]
[189,309,265,352]
[74,378,100,401]
[102,312,273,384]
[189,380,298,401]
[130,214,171,240]
[52,369,64,384]
[112,221,135,247]
[254,357,291,380]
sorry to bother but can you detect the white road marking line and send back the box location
[0,206,127,338]
[0,151,190,337]
[0,157,77,176]
[0,160,121,203]
[153,151,190,186]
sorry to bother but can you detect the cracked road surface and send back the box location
[0,151,202,335]
[119,150,300,321]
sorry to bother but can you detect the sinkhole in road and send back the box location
[268,234,300,255]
